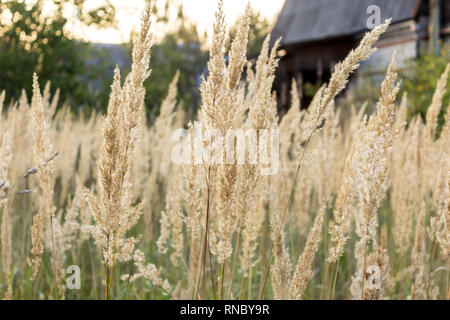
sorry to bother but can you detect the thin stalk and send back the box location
[193,229,206,299]
[107,230,119,300]
[425,239,437,299]
[125,255,135,300]
[49,215,58,299]
[105,266,110,300]
[219,263,225,299]
[326,262,334,300]
[227,229,242,299]
[257,220,267,297]
[201,167,211,299]
[248,266,253,300]
[209,245,217,299]
[259,138,311,299]
[321,209,330,299]
[331,259,340,300]
[360,237,369,300]
[102,236,109,300]
[446,257,449,300]
[320,260,330,299]
[31,271,35,300]
[238,272,246,300]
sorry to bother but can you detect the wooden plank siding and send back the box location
[271,0,449,112]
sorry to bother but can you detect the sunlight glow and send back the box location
[79,0,283,44]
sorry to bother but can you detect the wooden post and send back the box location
[429,0,441,55]
[316,59,323,83]
[296,71,303,106]
[281,81,288,110]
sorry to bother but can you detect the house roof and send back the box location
[272,0,421,46]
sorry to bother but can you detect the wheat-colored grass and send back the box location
[0,2,449,301]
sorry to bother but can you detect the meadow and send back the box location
[0,0,449,300]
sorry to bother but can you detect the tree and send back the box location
[402,45,450,125]
[0,0,116,111]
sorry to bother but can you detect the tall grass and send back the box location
[0,1,449,300]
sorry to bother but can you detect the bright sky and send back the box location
[77,0,284,44]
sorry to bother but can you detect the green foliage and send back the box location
[401,45,450,124]
[0,0,116,110]
[304,81,322,99]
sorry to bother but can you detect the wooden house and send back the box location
[271,0,450,110]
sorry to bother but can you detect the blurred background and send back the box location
[0,0,280,120]
[0,0,449,123]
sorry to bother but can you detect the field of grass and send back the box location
[0,0,449,300]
